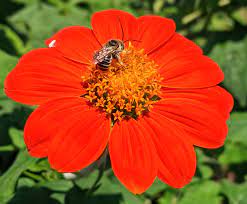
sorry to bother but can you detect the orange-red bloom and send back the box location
[4,10,233,194]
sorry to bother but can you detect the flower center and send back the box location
[82,43,162,122]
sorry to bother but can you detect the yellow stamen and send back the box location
[135,104,145,116]
[96,97,105,107]
[125,102,133,112]
[82,43,162,122]
[117,99,126,110]
[106,102,115,114]
[113,110,124,121]
[85,91,97,102]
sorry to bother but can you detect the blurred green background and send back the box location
[0,0,247,203]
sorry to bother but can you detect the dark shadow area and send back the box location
[8,187,60,204]
[65,185,122,204]
[0,106,33,173]
[0,0,23,24]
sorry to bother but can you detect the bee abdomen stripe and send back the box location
[99,61,110,67]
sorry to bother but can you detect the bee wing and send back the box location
[93,47,117,63]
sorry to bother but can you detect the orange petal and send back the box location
[4,48,85,105]
[91,9,138,45]
[24,97,88,157]
[149,33,202,65]
[136,16,176,54]
[109,119,158,194]
[139,113,196,188]
[161,86,233,119]
[45,26,101,64]
[45,99,110,172]
[160,55,224,88]
[154,89,230,148]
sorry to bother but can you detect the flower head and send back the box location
[82,43,162,121]
[4,10,233,194]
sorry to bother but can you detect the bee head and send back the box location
[108,39,118,46]
[107,39,124,51]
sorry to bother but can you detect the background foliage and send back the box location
[0,0,247,203]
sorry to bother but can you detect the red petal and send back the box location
[4,48,85,105]
[160,55,224,88]
[48,99,110,172]
[149,33,202,65]
[24,97,88,157]
[45,26,101,64]
[91,9,138,45]
[109,119,158,194]
[161,86,233,119]
[136,16,176,54]
[154,90,230,148]
[139,113,196,188]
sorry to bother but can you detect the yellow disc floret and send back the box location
[82,43,162,122]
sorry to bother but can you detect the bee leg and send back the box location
[114,54,124,66]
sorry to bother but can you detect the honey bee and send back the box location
[93,39,125,71]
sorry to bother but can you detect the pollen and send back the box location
[82,43,162,122]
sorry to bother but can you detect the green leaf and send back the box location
[219,113,247,164]
[8,3,90,48]
[50,192,65,204]
[0,144,15,152]
[219,143,247,165]
[0,24,26,55]
[84,0,133,13]
[179,181,222,204]
[232,7,247,26]
[75,170,144,204]
[17,177,36,188]
[158,190,179,204]
[38,180,74,192]
[27,159,50,172]
[209,12,234,31]
[221,180,247,204]
[145,179,167,197]
[0,150,38,203]
[0,50,18,97]
[199,165,214,179]
[13,0,41,4]
[0,49,19,116]
[153,0,165,14]
[9,128,25,149]
[227,113,247,144]
[210,37,247,107]
[0,99,19,116]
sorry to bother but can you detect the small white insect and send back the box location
[48,40,56,48]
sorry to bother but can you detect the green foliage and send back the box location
[179,181,222,204]
[145,179,168,197]
[0,25,26,55]
[37,180,74,192]
[0,50,19,115]
[0,0,246,204]
[0,151,38,203]
[158,180,222,204]
[210,37,247,107]
[8,3,90,49]
[9,128,25,149]
[219,113,247,164]
[73,170,145,204]
[0,50,18,96]
[221,180,247,204]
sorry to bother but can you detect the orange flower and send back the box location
[4,10,233,194]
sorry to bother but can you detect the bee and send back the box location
[93,39,125,71]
